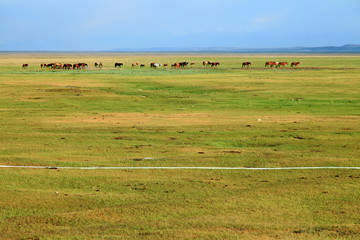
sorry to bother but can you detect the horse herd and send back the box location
[265,61,300,67]
[22,61,301,69]
[37,63,89,70]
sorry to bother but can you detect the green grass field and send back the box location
[0,52,359,239]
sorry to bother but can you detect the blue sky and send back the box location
[0,0,359,51]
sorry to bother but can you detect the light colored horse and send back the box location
[152,63,161,68]
[95,62,103,68]
[203,61,211,67]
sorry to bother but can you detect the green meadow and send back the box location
[0,52,359,239]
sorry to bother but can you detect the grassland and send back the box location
[0,52,359,239]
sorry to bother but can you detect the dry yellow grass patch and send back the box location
[44,113,359,127]
[46,112,216,126]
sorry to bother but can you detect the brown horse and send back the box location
[291,62,300,67]
[242,62,251,67]
[278,62,288,67]
[132,63,139,67]
[63,63,72,70]
[211,62,220,67]
[265,62,277,68]
[22,64,29,68]
[73,64,81,70]
[77,63,87,69]
[63,64,72,70]
[51,63,62,69]
[172,63,180,68]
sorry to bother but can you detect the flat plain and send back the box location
[0,52,359,239]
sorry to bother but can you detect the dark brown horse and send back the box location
[211,62,220,67]
[22,64,28,68]
[242,62,251,67]
[291,62,300,67]
[78,63,87,69]
[63,64,72,70]
[179,62,189,67]
[114,63,123,68]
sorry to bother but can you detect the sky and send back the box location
[0,0,359,51]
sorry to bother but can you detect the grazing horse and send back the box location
[22,64,29,68]
[140,64,145,67]
[265,62,277,68]
[278,62,288,67]
[242,62,251,67]
[77,63,87,69]
[163,64,168,67]
[73,64,81,70]
[74,63,88,69]
[190,63,195,65]
[115,63,123,68]
[203,61,211,67]
[41,63,46,69]
[172,63,180,68]
[179,62,189,67]
[211,62,220,67]
[291,62,300,67]
[63,64,72,70]
[51,63,62,69]
[94,62,103,68]
[152,63,161,68]
[132,63,139,67]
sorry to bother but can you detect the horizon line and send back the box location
[1,44,360,53]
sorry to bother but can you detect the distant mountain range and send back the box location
[109,44,360,53]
